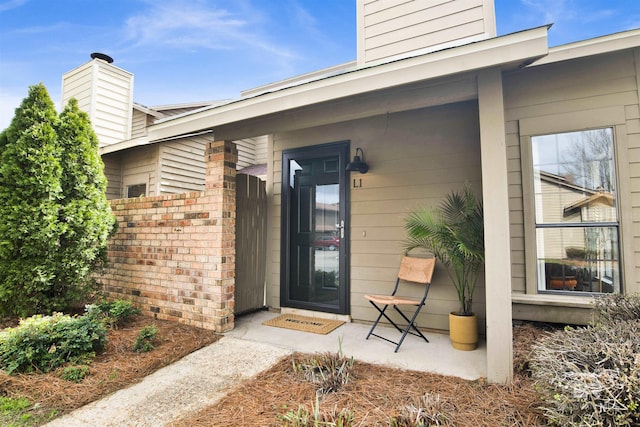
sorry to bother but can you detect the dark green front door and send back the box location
[281,142,349,314]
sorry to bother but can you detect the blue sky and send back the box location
[1,0,639,130]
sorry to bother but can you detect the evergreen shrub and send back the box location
[0,313,107,374]
[0,84,115,317]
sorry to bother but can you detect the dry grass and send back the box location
[172,322,553,427]
[0,314,219,424]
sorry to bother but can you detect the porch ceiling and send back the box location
[146,26,549,142]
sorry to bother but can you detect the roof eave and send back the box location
[147,26,550,142]
[529,28,640,67]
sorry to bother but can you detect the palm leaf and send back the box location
[404,185,484,315]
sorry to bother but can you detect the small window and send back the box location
[530,128,620,294]
[126,183,146,198]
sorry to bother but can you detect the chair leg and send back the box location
[393,304,429,352]
[366,303,388,340]
[367,302,429,352]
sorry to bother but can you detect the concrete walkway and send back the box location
[45,337,291,427]
[46,311,486,426]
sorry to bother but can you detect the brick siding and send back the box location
[99,140,237,332]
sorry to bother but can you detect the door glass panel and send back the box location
[287,156,341,308]
[314,184,340,295]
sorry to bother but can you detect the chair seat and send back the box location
[364,256,435,352]
[364,294,420,306]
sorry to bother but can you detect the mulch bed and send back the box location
[172,322,554,426]
[1,315,556,426]
[0,314,219,422]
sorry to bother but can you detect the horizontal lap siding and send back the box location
[62,63,93,113]
[268,101,483,331]
[62,61,133,147]
[122,146,158,197]
[131,109,148,139]
[362,0,488,63]
[91,67,132,145]
[504,49,640,297]
[159,137,208,194]
[102,153,123,199]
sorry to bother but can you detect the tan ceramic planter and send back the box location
[449,312,478,351]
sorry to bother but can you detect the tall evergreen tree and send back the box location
[0,83,63,316]
[0,84,115,316]
[55,98,114,305]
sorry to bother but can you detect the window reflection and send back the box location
[314,184,339,289]
[531,128,620,294]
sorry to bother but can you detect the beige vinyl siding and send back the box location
[91,65,133,146]
[503,49,640,302]
[61,62,93,113]
[131,109,148,139]
[121,146,158,198]
[268,101,483,331]
[254,135,268,164]
[158,137,209,194]
[360,0,492,64]
[62,60,133,147]
[234,136,269,169]
[102,153,123,199]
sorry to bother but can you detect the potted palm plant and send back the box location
[404,185,484,350]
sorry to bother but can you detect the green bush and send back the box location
[61,365,90,383]
[530,294,640,426]
[133,325,159,353]
[85,299,140,328]
[0,313,107,374]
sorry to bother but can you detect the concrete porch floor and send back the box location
[225,310,487,380]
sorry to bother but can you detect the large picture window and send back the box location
[531,128,620,294]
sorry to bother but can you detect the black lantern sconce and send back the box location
[345,147,369,174]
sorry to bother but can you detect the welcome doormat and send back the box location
[263,314,345,335]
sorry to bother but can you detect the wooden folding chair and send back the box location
[364,256,436,352]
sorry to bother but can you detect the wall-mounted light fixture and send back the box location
[345,147,369,174]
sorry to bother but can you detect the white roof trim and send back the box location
[151,100,230,111]
[99,136,149,155]
[99,130,214,155]
[240,61,358,98]
[531,28,640,66]
[133,103,166,119]
[148,26,549,143]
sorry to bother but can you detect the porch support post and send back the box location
[204,140,238,332]
[477,68,513,384]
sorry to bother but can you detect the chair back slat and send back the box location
[397,256,436,284]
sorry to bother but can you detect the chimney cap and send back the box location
[90,52,114,63]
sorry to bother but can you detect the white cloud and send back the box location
[0,0,28,13]
[521,0,575,25]
[122,1,294,59]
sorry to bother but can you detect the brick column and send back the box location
[204,140,238,332]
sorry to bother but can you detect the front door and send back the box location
[281,142,349,314]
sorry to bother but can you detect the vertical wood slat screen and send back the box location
[235,173,268,314]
